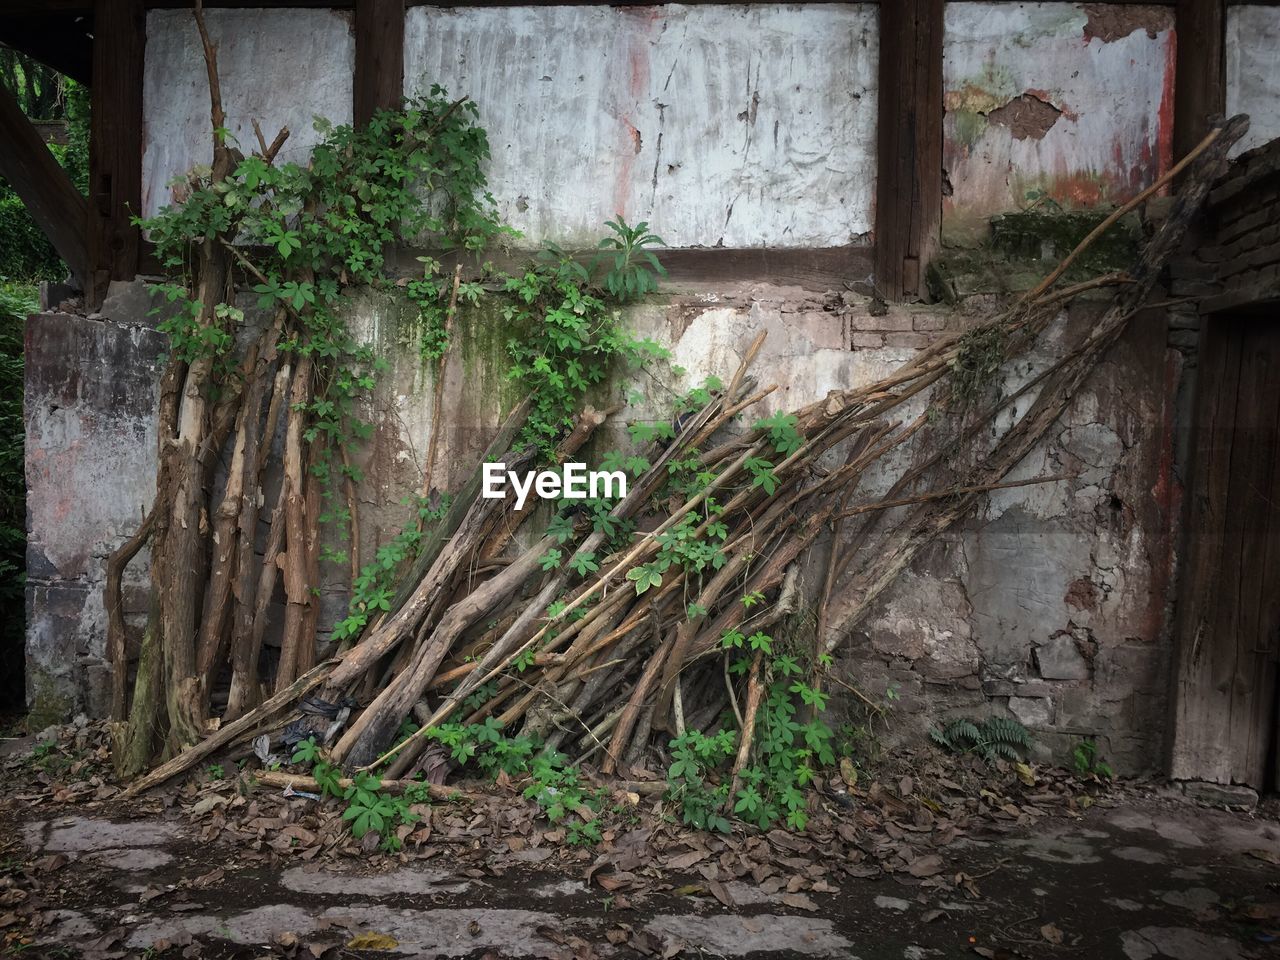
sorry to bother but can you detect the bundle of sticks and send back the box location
[122,111,1245,797]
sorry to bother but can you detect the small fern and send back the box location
[930,716,1032,763]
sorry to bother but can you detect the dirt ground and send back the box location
[1,729,1278,960]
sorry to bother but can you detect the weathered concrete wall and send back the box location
[1226,6,1280,157]
[827,299,1178,771]
[403,4,878,248]
[24,290,167,727]
[25,279,1180,773]
[942,2,1174,243]
[142,8,354,218]
[139,5,876,245]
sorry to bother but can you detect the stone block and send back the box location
[981,678,1056,698]
[912,313,949,332]
[850,333,885,348]
[1007,695,1054,728]
[1180,780,1259,810]
[1034,634,1091,680]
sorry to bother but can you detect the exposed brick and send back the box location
[1168,256,1218,281]
[849,310,913,332]
[849,332,885,348]
[912,313,949,332]
[981,679,1057,698]
[885,332,931,349]
[1220,241,1280,280]
[1170,279,1219,297]
[1217,208,1271,246]
[1208,173,1247,208]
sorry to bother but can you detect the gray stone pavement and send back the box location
[4,796,1279,959]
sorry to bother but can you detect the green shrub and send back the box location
[930,716,1033,763]
[0,190,61,282]
[0,283,30,709]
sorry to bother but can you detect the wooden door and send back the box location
[1170,312,1280,788]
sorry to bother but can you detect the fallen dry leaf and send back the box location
[908,854,944,878]
[1040,922,1064,944]
[346,931,399,950]
[781,892,819,912]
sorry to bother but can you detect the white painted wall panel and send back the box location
[1227,6,1280,156]
[142,9,354,218]
[404,4,877,248]
[942,3,1173,240]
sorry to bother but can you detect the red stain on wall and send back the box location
[1156,27,1176,179]
[612,8,657,218]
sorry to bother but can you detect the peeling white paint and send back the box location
[142,9,354,217]
[943,3,1173,240]
[1226,6,1280,156]
[404,4,877,247]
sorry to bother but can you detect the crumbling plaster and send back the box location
[942,3,1174,243]
[24,295,167,727]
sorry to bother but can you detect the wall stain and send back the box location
[1082,4,1172,44]
[987,93,1062,140]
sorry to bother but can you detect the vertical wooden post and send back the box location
[1174,0,1226,162]
[354,0,405,128]
[873,0,944,303]
[88,0,144,309]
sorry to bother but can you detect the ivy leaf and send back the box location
[570,552,600,576]
[291,737,320,765]
[627,565,662,595]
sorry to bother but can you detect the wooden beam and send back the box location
[1174,0,1227,161]
[354,0,405,127]
[0,78,88,289]
[385,246,875,293]
[874,0,944,303]
[87,0,144,309]
[142,242,873,294]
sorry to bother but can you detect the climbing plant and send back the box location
[109,6,667,778]
[109,5,521,773]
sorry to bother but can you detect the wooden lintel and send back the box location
[873,0,944,303]
[354,0,405,126]
[0,79,88,290]
[142,243,873,294]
